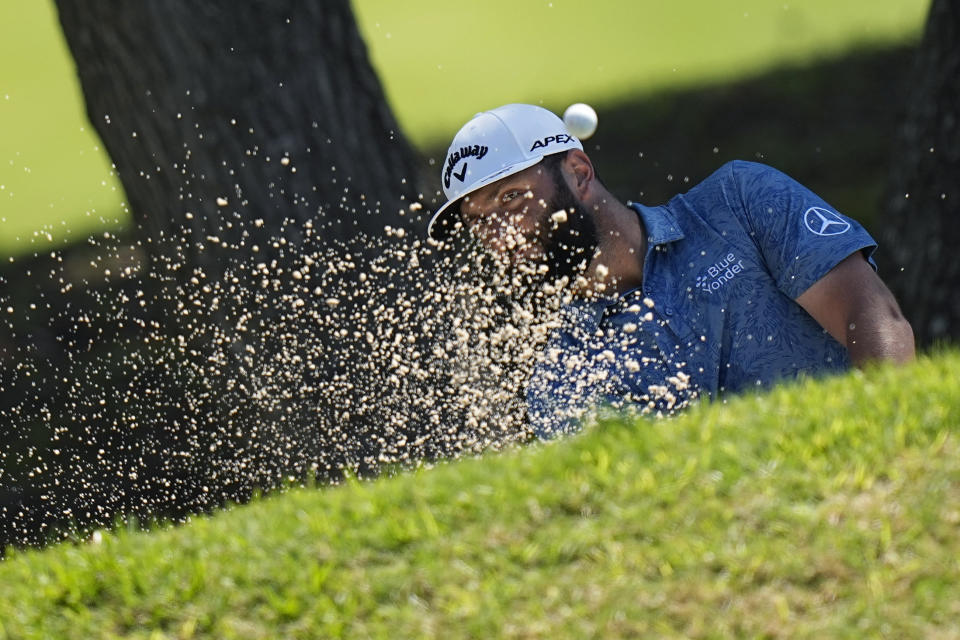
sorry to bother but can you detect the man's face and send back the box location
[459,159,597,282]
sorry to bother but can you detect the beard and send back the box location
[484,177,600,315]
[539,177,599,283]
[463,168,600,303]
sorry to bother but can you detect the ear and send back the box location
[564,149,596,199]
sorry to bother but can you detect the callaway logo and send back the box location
[530,133,574,152]
[695,252,745,294]
[444,144,488,188]
[804,207,850,236]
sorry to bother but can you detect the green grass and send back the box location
[354,0,929,147]
[0,0,128,256]
[3,349,959,638]
[0,1,928,256]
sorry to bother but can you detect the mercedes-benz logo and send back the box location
[803,207,851,237]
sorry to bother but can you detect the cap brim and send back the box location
[426,156,544,241]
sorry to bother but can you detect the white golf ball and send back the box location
[563,103,598,140]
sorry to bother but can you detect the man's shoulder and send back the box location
[695,160,782,190]
[649,160,800,235]
[670,160,747,203]
[673,160,806,215]
[659,160,747,215]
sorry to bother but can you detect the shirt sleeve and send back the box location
[723,160,877,300]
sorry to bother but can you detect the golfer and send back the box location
[427,104,915,436]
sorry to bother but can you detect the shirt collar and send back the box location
[560,202,685,334]
[628,202,685,247]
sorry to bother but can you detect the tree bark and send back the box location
[882,0,960,345]
[45,1,426,516]
[54,0,419,275]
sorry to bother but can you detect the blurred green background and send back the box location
[0,0,929,256]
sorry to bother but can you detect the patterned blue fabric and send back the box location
[527,160,877,437]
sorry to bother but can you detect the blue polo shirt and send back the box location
[527,160,877,437]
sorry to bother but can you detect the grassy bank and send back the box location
[2,349,958,638]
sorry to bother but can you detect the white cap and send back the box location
[427,103,584,240]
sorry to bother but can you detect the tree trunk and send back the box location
[882,0,960,345]
[44,0,426,517]
[54,0,419,275]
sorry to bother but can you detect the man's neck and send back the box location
[582,197,647,298]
